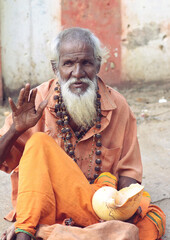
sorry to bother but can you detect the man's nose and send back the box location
[72,63,85,79]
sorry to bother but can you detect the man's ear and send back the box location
[50,60,58,75]
[96,62,101,74]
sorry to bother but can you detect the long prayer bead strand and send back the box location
[54,81,102,181]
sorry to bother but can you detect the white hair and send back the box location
[51,27,109,67]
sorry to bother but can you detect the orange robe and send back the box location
[0,78,143,222]
[15,133,166,240]
[0,78,166,239]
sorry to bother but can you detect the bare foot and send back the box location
[1,223,16,240]
[16,233,31,240]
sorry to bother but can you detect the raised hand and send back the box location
[9,83,48,134]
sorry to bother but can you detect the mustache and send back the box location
[64,77,92,85]
[57,72,98,94]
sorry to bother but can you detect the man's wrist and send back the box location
[10,124,24,139]
[118,176,138,190]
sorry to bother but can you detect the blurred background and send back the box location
[0,0,170,98]
[0,0,170,238]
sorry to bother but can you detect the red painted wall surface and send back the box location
[61,0,121,86]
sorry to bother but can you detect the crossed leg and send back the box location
[15,132,99,239]
[14,132,166,240]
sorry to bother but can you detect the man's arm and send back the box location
[0,124,21,165]
[0,84,47,166]
[118,176,139,190]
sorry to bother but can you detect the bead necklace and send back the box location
[54,82,102,182]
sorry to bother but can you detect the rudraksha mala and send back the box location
[54,82,102,182]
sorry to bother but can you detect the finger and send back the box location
[8,98,17,113]
[36,100,48,118]
[23,83,31,103]
[17,88,25,106]
[29,88,37,104]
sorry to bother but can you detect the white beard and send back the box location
[58,74,98,128]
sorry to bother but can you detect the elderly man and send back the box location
[0,28,165,240]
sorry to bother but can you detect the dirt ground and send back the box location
[0,80,169,239]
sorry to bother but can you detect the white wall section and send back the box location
[121,0,170,82]
[0,0,61,92]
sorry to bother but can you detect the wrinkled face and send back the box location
[58,40,100,94]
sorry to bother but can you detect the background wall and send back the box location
[121,0,170,82]
[0,0,170,97]
[0,0,61,96]
[61,0,121,86]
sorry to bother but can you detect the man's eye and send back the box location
[64,61,73,66]
[83,60,91,65]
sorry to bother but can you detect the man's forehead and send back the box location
[59,40,95,58]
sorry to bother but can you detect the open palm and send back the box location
[9,84,47,133]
